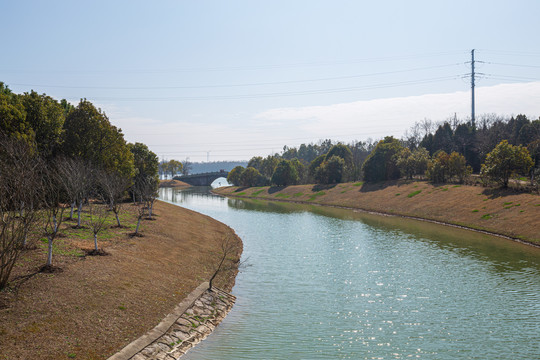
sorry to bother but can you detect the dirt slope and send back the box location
[0,200,241,360]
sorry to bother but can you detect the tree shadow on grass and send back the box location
[311,184,337,192]
[481,187,519,199]
[83,248,110,256]
[268,186,285,194]
[358,180,401,193]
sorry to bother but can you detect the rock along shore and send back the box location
[108,282,236,360]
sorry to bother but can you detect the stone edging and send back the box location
[108,282,236,360]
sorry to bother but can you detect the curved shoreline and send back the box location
[212,186,540,249]
[108,282,235,360]
[0,199,243,359]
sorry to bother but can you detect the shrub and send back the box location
[480,140,534,188]
[271,160,299,186]
[361,136,404,182]
[315,156,345,184]
[240,167,264,187]
[227,166,245,186]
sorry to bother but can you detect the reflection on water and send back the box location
[159,187,540,360]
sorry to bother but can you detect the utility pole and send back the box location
[471,49,475,128]
[207,151,210,162]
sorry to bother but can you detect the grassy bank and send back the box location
[214,180,540,246]
[159,179,191,188]
[0,200,241,360]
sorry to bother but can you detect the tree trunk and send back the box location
[53,215,58,233]
[135,217,142,234]
[115,212,121,227]
[94,233,98,252]
[77,201,82,227]
[46,237,53,267]
[208,253,227,290]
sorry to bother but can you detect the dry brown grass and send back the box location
[215,180,540,245]
[0,200,241,360]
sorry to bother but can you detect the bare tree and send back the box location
[0,135,41,289]
[419,118,435,137]
[134,175,158,219]
[403,121,422,149]
[56,157,95,227]
[85,202,109,254]
[41,162,67,269]
[207,233,243,291]
[133,204,145,236]
[181,157,192,176]
[99,170,130,227]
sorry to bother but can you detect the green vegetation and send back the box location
[426,151,470,184]
[396,147,429,180]
[407,190,422,198]
[240,167,264,187]
[271,160,299,186]
[362,136,403,182]
[481,214,493,220]
[308,191,326,201]
[242,114,540,192]
[0,83,160,290]
[275,193,290,198]
[227,166,245,186]
[480,140,534,188]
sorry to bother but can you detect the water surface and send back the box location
[160,187,540,359]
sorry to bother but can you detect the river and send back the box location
[159,186,540,359]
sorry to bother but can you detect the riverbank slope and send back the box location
[159,179,191,188]
[0,200,241,360]
[214,180,540,246]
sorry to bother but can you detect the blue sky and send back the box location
[2,1,540,161]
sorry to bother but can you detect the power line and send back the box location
[61,76,460,102]
[8,63,462,90]
[484,62,540,69]
[0,50,467,75]
[484,75,540,82]
[478,49,540,57]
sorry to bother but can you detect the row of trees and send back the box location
[1,83,160,290]
[226,115,539,189]
[405,114,540,172]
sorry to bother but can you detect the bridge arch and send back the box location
[174,171,229,186]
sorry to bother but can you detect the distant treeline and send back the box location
[159,160,248,178]
[190,161,248,174]
[227,114,540,190]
